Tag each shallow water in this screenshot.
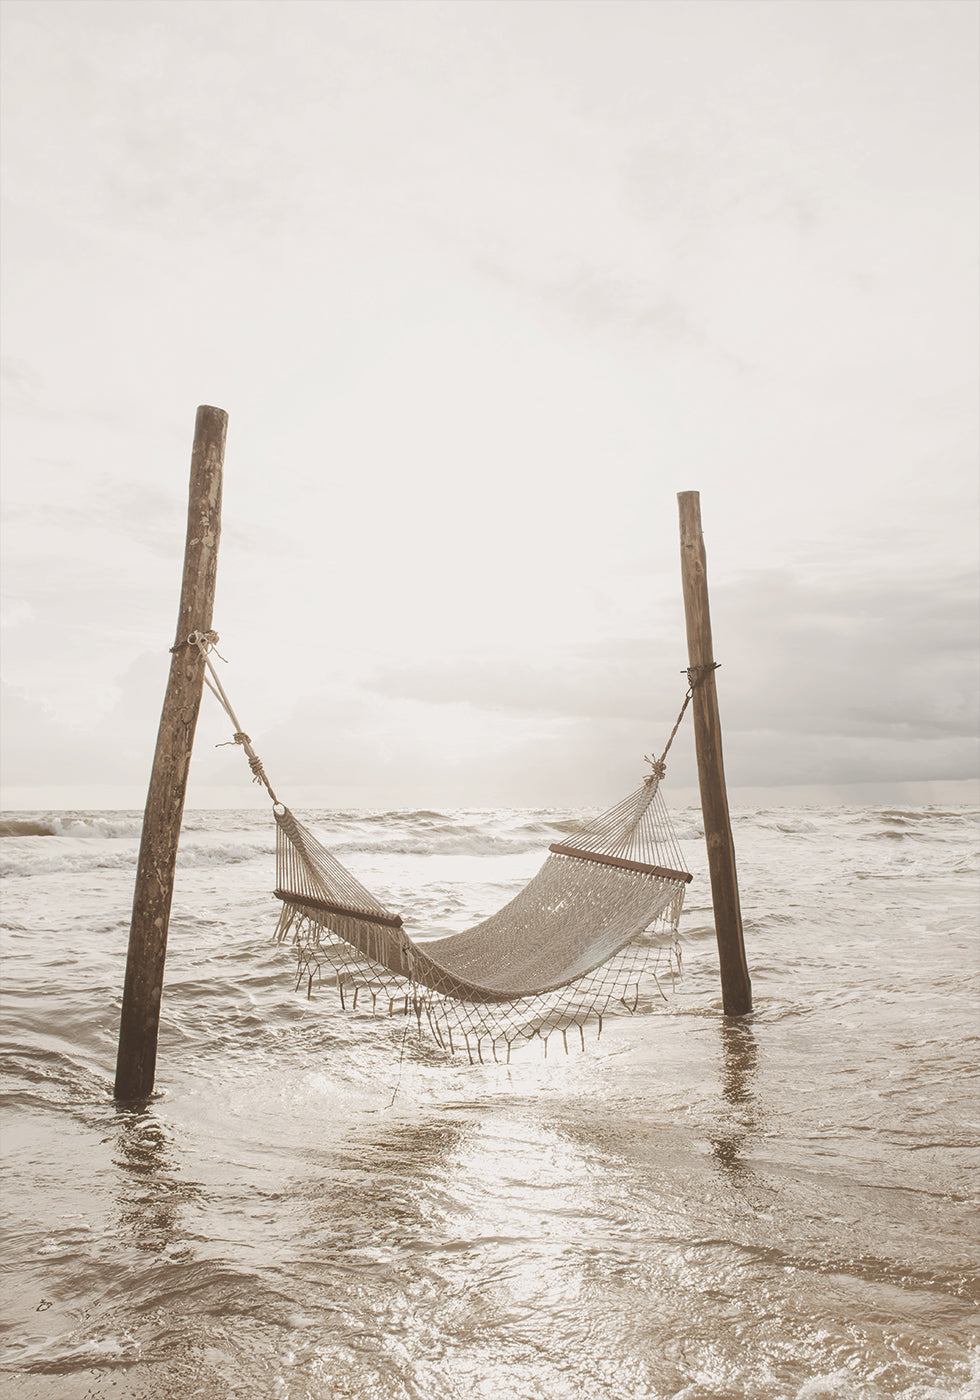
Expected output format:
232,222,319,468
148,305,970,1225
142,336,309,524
1,804,978,1398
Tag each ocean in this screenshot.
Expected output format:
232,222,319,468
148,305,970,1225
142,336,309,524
0,802,977,1399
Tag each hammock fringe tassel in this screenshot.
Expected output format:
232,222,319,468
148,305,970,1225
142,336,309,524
272,775,690,1060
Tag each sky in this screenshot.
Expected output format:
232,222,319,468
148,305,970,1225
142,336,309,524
1,0,977,812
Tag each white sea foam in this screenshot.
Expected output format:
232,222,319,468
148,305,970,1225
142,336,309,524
0,831,271,879
0,813,143,840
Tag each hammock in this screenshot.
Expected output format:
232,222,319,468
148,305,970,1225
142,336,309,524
271,775,690,1060
194,632,694,1060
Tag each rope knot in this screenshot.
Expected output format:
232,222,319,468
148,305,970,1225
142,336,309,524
247,753,268,784
685,661,720,689
177,629,227,661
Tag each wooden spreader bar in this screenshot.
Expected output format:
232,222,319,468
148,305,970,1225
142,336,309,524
548,843,693,884
274,889,404,929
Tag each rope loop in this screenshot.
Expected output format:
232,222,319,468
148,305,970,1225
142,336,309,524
175,628,228,661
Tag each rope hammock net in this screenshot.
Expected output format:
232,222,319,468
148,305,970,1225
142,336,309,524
192,632,696,1061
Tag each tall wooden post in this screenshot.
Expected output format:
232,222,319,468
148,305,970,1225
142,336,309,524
677,491,752,1016
114,406,227,1100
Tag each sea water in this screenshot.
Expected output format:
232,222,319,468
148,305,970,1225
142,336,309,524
0,804,977,1399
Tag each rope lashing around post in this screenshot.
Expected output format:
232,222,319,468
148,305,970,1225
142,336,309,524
644,662,720,780
184,630,281,807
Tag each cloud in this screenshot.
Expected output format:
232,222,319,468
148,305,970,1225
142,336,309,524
0,685,99,787
475,257,705,349
3,564,976,811
712,569,979,746
2,1,976,813
361,566,980,793
0,651,169,790
368,636,679,723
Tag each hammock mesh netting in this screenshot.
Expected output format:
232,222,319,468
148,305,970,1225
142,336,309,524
272,774,691,1061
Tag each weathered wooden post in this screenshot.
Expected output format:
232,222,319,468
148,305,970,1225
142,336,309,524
114,405,227,1100
677,491,752,1016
